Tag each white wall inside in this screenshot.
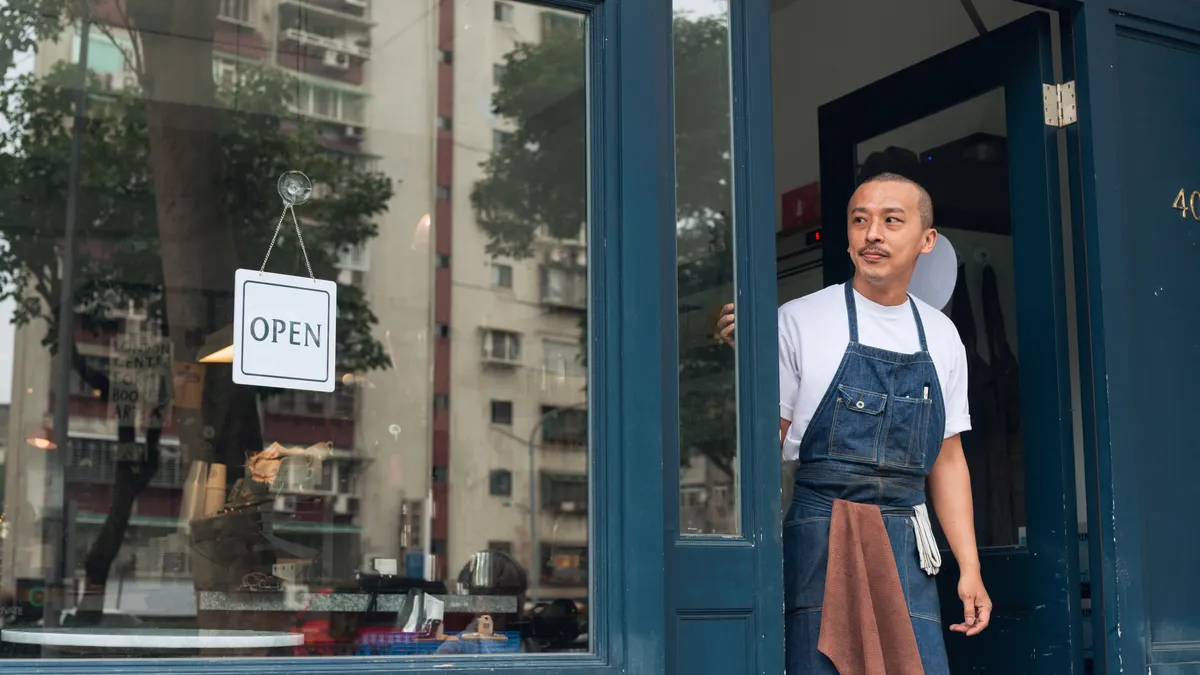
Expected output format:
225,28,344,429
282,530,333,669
768,0,1035,213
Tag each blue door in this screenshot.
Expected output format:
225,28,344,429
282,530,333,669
1066,1,1200,673
817,13,1083,674
663,0,784,673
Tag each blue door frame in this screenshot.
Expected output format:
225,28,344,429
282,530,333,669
1065,1,1200,673
12,0,675,672
817,12,1083,674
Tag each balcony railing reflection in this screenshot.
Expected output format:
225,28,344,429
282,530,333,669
280,0,373,25
279,28,370,59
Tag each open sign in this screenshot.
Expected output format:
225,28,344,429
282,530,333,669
233,269,337,392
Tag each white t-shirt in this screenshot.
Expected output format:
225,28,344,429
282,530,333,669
779,283,971,462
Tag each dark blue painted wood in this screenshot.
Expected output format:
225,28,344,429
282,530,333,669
674,613,753,674
11,0,673,672
816,13,1082,675
1069,2,1200,673
664,0,783,672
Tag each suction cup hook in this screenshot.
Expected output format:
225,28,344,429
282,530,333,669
261,171,317,279
278,170,312,206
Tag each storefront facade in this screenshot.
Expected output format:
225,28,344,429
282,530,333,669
0,0,1193,673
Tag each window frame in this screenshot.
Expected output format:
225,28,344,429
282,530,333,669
491,262,514,288
217,0,252,25
543,338,585,377
481,328,522,363
489,468,514,496
494,1,515,23
490,399,515,425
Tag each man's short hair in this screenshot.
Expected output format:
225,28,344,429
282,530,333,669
859,172,934,229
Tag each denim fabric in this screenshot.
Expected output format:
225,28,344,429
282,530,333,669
784,284,949,675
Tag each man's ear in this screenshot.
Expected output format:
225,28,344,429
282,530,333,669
921,228,938,255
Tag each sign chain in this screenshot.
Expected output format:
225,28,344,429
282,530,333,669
258,205,289,274
290,204,315,280
260,171,316,280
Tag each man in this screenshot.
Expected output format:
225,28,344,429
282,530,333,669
718,173,989,674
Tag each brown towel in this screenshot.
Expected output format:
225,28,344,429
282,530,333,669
818,499,924,675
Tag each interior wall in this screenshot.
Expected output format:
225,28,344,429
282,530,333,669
768,0,1034,207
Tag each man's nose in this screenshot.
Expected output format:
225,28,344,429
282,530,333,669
864,219,885,241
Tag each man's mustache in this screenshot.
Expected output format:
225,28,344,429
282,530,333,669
857,245,889,257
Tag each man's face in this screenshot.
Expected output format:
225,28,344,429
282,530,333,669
846,180,936,285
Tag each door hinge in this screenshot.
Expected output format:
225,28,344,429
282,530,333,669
1043,81,1077,128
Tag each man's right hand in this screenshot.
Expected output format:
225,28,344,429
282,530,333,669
717,303,735,346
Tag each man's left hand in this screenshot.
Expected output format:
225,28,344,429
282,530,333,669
950,572,992,636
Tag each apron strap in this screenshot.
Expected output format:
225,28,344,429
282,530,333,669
908,296,929,352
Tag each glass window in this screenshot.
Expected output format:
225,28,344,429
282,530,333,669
673,0,739,535
219,0,253,24
491,263,513,288
313,87,333,118
543,340,583,378
489,469,513,496
73,31,131,76
342,95,366,125
541,406,586,447
540,265,586,309
541,11,583,41
482,329,522,363
491,400,514,425
295,81,311,111
0,0,589,660
540,472,587,512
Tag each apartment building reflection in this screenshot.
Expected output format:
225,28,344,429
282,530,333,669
0,0,730,624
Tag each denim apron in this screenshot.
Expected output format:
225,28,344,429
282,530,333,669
784,283,949,674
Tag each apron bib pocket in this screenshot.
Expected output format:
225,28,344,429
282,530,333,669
828,384,886,464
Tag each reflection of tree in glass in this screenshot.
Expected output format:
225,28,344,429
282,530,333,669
0,1,392,613
471,14,736,478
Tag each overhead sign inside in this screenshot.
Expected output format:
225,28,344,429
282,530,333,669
233,269,337,392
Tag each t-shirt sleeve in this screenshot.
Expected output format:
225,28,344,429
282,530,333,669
779,308,800,421
942,334,972,438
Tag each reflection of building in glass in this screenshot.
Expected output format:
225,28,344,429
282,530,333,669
1,0,593,608
440,2,588,601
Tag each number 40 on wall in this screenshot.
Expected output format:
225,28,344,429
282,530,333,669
1172,188,1200,220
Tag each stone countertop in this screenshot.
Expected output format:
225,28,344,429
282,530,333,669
198,591,517,614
